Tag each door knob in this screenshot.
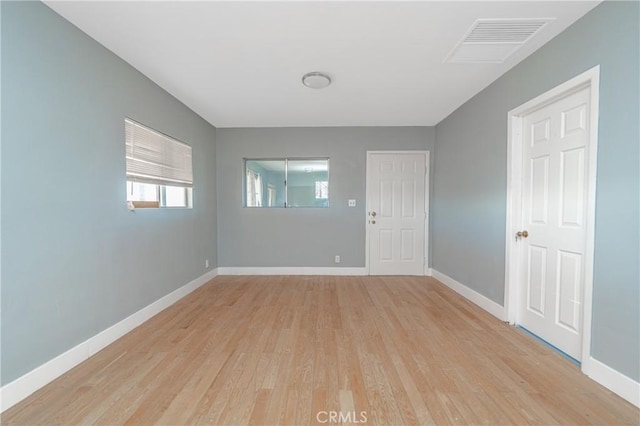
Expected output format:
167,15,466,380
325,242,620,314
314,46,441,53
516,230,529,239
371,220,376,224
371,211,377,217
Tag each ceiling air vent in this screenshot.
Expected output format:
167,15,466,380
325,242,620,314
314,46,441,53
444,18,554,64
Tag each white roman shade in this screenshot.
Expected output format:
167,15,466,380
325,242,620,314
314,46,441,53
125,119,193,187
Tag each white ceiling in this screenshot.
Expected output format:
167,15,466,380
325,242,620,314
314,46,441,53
45,1,599,128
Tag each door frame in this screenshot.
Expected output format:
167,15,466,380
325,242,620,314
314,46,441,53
365,150,430,276
504,66,600,373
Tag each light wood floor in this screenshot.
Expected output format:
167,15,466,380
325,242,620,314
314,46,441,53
3,276,638,425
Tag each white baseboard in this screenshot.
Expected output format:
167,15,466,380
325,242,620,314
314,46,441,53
217,267,367,276
587,357,640,408
428,272,639,408
431,269,505,320
6,266,635,413
0,268,219,413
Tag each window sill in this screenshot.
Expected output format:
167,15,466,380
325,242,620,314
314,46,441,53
130,201,160,209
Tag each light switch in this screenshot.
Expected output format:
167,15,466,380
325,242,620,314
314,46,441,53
348,199,356,207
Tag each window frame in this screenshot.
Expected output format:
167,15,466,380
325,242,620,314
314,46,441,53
126,181,193,209
125,118,194,209
243,157,330,208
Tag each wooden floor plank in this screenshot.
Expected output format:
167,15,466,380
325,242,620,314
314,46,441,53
3,276,638,425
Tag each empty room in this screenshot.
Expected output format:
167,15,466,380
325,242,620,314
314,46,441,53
1,0,639,424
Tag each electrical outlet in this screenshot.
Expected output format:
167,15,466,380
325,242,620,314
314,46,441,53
348,199,356,207
205,259,209,268
334,255,341,263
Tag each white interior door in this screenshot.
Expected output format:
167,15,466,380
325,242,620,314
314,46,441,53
367,152,427,275
518,86,591,360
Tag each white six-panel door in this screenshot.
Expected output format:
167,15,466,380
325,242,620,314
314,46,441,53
367,152,427,275
519,87,591,360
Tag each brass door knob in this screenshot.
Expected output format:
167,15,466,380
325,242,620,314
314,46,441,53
516,230,529,238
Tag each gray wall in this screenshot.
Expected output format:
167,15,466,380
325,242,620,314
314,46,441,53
217,127,434,268
1,2,217,385
432,1,639,380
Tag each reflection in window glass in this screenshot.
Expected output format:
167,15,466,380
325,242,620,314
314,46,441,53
245,160,286,207
267,184,277,207
287,160,329,207
244,158,329,208
246,169,263,206
315,181,329,199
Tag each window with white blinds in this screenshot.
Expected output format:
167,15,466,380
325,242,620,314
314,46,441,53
125,118,193,187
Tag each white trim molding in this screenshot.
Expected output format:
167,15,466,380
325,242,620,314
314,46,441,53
431,268,639,409
217,267,367,276
504,65,600,375
587,357,640,408
431,269,506,320
0,268,219,412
